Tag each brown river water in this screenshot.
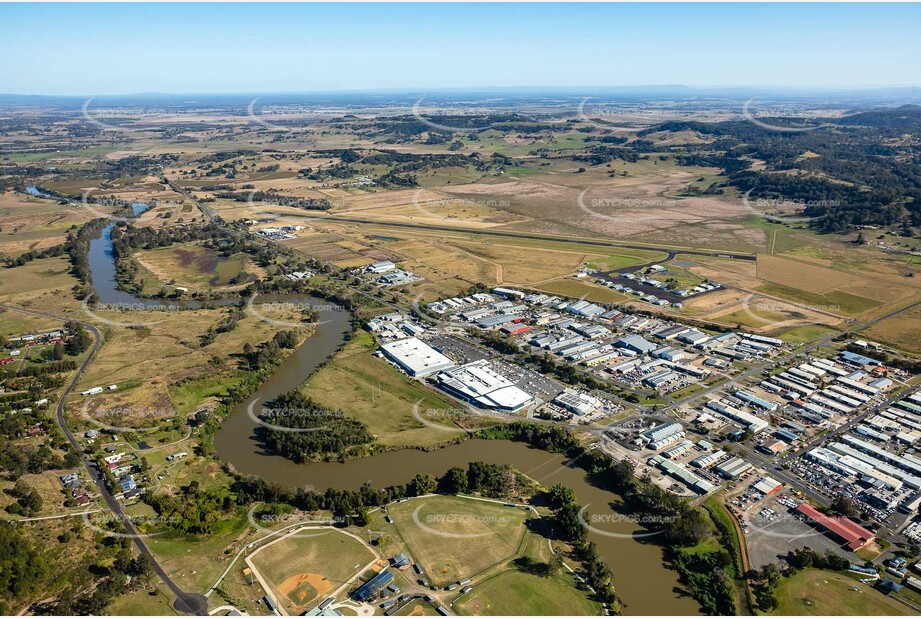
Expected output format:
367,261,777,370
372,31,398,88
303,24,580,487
213,313,700,615
87,205,700,613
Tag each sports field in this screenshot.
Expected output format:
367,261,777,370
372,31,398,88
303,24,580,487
249,528,376,613
772,569,913,616
387,496,530,586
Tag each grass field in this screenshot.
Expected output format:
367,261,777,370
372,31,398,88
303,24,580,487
772,569,913,616
778,324,840,345
105,585,179,616
146,513,253,595
250,528,375,613
455,569,602,616
756,282,882,317
583,251,666,271
536,278,635,304
70,306,309,432
299,330,467,448
864,303,921,353
394,599,440,616
133,243,257,292
386,495,529,587
0,255,78,297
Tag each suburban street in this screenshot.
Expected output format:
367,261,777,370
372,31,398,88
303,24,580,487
0,303,208,616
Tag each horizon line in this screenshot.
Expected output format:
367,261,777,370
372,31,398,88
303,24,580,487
4,84,921,99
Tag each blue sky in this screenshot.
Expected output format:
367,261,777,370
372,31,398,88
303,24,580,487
2,3,919,95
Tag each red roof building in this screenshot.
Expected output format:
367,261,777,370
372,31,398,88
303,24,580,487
796,503,875,551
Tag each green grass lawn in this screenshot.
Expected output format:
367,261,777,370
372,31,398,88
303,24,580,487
537,278,635,305
146,512,252,595
386,495,529,587
168,372,248,416
772,569,913,616
455,568,602,616
583,251,667,272
757,282,882,317
105,585,180,616
778,324,839,345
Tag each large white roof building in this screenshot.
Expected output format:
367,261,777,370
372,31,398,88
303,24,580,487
435,360,533,412
380,337,456,377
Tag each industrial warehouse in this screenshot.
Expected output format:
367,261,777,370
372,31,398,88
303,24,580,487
433,360,534,412
379,337,456,377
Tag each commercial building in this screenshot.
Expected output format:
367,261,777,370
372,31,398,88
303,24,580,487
649,455,717,495
380,338,456,377
758,439,788,456
435,360,533,412
492,287,526,299
752,477,783,496
615,334,657,355
795,503,876,551
715,457,753,479
706,400,769,433
642,422,685,450
368,260,396,274
690,450,727,468
662,440,695,459
552,389,603,416
735,390,779,412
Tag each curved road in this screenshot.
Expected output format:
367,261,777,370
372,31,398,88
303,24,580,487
0,303,208,615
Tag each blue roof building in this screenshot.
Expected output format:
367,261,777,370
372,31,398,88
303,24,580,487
351,569,393,602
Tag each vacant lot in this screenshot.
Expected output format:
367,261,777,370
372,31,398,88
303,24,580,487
864,303,921,354
536,278,635,305
387,496,529,587
70,307,310,431
0,255,79,300
757,254,863,295
772,569,912,616
250,528,375,614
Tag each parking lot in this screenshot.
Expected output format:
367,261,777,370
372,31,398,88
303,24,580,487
731,491,850,569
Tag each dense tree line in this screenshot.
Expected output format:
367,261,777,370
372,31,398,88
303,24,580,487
213,190,332,211
255,390,374,463
545,484,619,610
0,522,48,612
638,107,921,232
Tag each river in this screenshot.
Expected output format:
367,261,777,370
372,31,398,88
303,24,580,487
85,211,700,615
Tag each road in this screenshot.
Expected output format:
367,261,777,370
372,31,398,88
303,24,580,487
0,303,208,615
165,176,921,553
